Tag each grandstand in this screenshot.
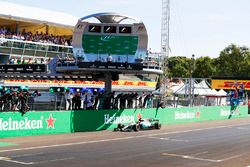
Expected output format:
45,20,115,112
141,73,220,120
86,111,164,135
0,2,162,93
0,1,77,64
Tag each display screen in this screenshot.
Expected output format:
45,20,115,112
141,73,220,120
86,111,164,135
119,27,132,34
82,35,138,55
104,26,116,33
88,25,101,33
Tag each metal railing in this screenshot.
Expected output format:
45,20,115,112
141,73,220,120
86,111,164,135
0,38,74,58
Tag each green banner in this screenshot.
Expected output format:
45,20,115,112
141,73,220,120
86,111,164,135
0,106,249,138
0,111,71,138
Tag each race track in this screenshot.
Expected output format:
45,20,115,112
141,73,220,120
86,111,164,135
1,118,250,167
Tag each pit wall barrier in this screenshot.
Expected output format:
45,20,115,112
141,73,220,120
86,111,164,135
0,105,249,138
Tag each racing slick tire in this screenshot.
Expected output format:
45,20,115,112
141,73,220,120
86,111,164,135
154,122,161,129
132,124,140,131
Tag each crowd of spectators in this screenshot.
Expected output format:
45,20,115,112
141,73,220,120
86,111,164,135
0,87,156,113
0,27,72,46
0,87,40,114
63,90,155,111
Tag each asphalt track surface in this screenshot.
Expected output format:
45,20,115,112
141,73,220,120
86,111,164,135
1,118,250,167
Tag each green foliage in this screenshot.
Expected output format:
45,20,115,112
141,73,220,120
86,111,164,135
167,56,190,78
166,44,250,78
214,44,250,77
193,56,214,78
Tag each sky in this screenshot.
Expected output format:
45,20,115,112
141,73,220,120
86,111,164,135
2,0,250,58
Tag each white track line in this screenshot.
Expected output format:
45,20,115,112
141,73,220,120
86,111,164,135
0,122,250,153
162,153,242,163
148,136,189,142
0,156,74,165
162,153,219,162
0,157,34,165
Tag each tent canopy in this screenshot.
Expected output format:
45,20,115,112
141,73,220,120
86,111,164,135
173,80,223,96
0,1,78,36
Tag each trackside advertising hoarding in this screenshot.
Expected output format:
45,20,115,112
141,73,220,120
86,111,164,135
0,112,71,138
211,79,250,90
0,106,249,138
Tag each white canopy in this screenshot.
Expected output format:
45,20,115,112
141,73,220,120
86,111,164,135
217,89,227,96
173,80,219,96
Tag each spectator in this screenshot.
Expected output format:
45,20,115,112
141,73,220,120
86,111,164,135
65,91,73,110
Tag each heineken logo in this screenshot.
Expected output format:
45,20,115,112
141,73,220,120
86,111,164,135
175,111,200,120
0,114,56,131
220,109,239,116
104,114,134,124
46,114,56,129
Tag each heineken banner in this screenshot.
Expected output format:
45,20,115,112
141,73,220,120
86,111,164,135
0,106,249,138
0,112,71,138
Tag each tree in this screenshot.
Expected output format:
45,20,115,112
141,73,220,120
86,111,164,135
214,44,250,77
167,56,190,78
192,56,214,78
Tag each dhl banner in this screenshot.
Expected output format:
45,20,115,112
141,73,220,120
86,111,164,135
4,79,156,88
211,79,250,90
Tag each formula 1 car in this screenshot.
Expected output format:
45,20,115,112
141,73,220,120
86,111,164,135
113,123,140,132
113,118,161,132
139,118,161,130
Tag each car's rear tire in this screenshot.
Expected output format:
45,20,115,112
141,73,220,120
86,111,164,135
133,124,139,131
154,123,161,129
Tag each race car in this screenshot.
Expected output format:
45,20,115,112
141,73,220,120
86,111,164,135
113,118,161,132
139,118,161,130
113,122,140,132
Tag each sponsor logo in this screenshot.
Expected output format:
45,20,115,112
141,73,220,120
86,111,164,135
212,80,250,90
104,114,135,124
0,114,56,131
175,111,200,120
220,109,239,116
46,114,56,129
100,36,112,42
0,117,43,131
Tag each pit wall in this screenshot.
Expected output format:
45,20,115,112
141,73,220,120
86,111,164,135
0,106,249,138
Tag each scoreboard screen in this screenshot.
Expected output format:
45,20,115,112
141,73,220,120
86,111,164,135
104,26,116,33
82,35,138,55
88,25,101,33
119,27,132,34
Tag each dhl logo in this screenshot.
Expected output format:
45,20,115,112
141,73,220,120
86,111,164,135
212,80,250,90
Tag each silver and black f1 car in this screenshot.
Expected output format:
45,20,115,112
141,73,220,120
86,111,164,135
114,118,161,132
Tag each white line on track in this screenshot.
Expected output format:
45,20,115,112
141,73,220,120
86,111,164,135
0,156,74,165
0,122,250,153
162,153,219,162
218,154,242,162
148,136,189,142
0,157,34,165
161,153,242,163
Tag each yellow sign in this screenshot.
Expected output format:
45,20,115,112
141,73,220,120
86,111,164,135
211,79,250,90
4,79,156,87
